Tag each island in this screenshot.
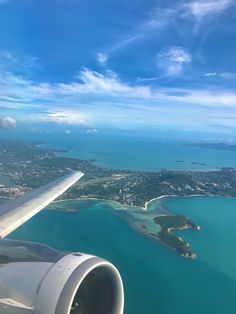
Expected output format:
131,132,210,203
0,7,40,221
186,142,236,152
1,138,236,259
154,215,200,259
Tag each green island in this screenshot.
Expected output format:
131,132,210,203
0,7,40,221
1,138,236,259
154,215,200,259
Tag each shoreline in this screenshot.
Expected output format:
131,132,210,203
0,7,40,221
144,194,206,211
0,193,230,260
54,193,236,212
53,197,143,211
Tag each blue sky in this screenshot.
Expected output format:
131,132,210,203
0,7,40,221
0,0,236,136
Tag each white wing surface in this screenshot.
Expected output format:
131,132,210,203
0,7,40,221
0,171,83,239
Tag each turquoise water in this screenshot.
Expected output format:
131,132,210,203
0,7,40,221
163,197,236,282
2,130,236,313
2,130,236,171
8,198,236,314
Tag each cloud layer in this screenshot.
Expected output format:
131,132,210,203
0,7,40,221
0,0,236,133
1,66,236,132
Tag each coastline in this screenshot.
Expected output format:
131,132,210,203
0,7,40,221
54,193,235,214
53,196,200,259
54,193,206,212
144,194,206,211
53,197,143,212
0,193,232,260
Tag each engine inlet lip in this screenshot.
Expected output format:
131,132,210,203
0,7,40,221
55,256,124,314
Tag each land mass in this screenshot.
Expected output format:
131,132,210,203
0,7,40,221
1,138,236,258
186,142,236,152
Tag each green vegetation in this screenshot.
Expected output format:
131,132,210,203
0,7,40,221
154,215,197,230
154,215,198,257
158,230,190,256
187,143,236,152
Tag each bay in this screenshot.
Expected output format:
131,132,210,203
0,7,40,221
8,198,236,314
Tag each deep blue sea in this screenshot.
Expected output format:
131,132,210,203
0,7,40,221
2,129,236,314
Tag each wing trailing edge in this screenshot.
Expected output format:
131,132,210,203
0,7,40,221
0,171,84,238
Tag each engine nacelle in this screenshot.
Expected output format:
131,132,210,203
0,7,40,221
0,240,124,314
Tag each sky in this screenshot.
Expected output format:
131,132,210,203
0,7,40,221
0,0,236,137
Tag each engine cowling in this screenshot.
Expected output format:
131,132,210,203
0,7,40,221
0,240,124,314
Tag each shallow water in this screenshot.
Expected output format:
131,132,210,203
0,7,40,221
8,198,236,314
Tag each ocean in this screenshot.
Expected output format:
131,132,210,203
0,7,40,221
9,198,236,314
2,128,236,171
2,129,236,314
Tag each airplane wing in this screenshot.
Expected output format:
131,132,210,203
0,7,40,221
0,171,84,239
0,170,124,314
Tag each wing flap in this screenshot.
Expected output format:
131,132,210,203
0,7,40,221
0,171,83,238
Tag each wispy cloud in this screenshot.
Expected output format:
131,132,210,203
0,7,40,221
164,88,236,107
2,68,236,109
100,0,235,60
59,68,151,98
103,8,176,59
183,0,234,22
220,72,236,80
157,47,192,76
204,72,236,80
0,50,40,75
2,67,236,105
204,72,217,77
96,52,108,67
86,128,98,134
2,66,236,132
137,77,158,83
0,68,151,111
37,111,87,125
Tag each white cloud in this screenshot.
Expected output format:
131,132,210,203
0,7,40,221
86,128,98,134
96,53,108,66
203,72,236,80
204,72,217,77
108,8,176,55
2,66,236,133
97,0,234,59
0,117,16,129
64,129,71,134
0,51,40,74
165,89,236,107
183,0,234,22
2,68,236,110
58,68,151,98
220,72,236,80
38,111,87,125
157,47,192,76
137,77,158,83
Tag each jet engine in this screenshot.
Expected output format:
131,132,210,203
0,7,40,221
0,239,124,314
